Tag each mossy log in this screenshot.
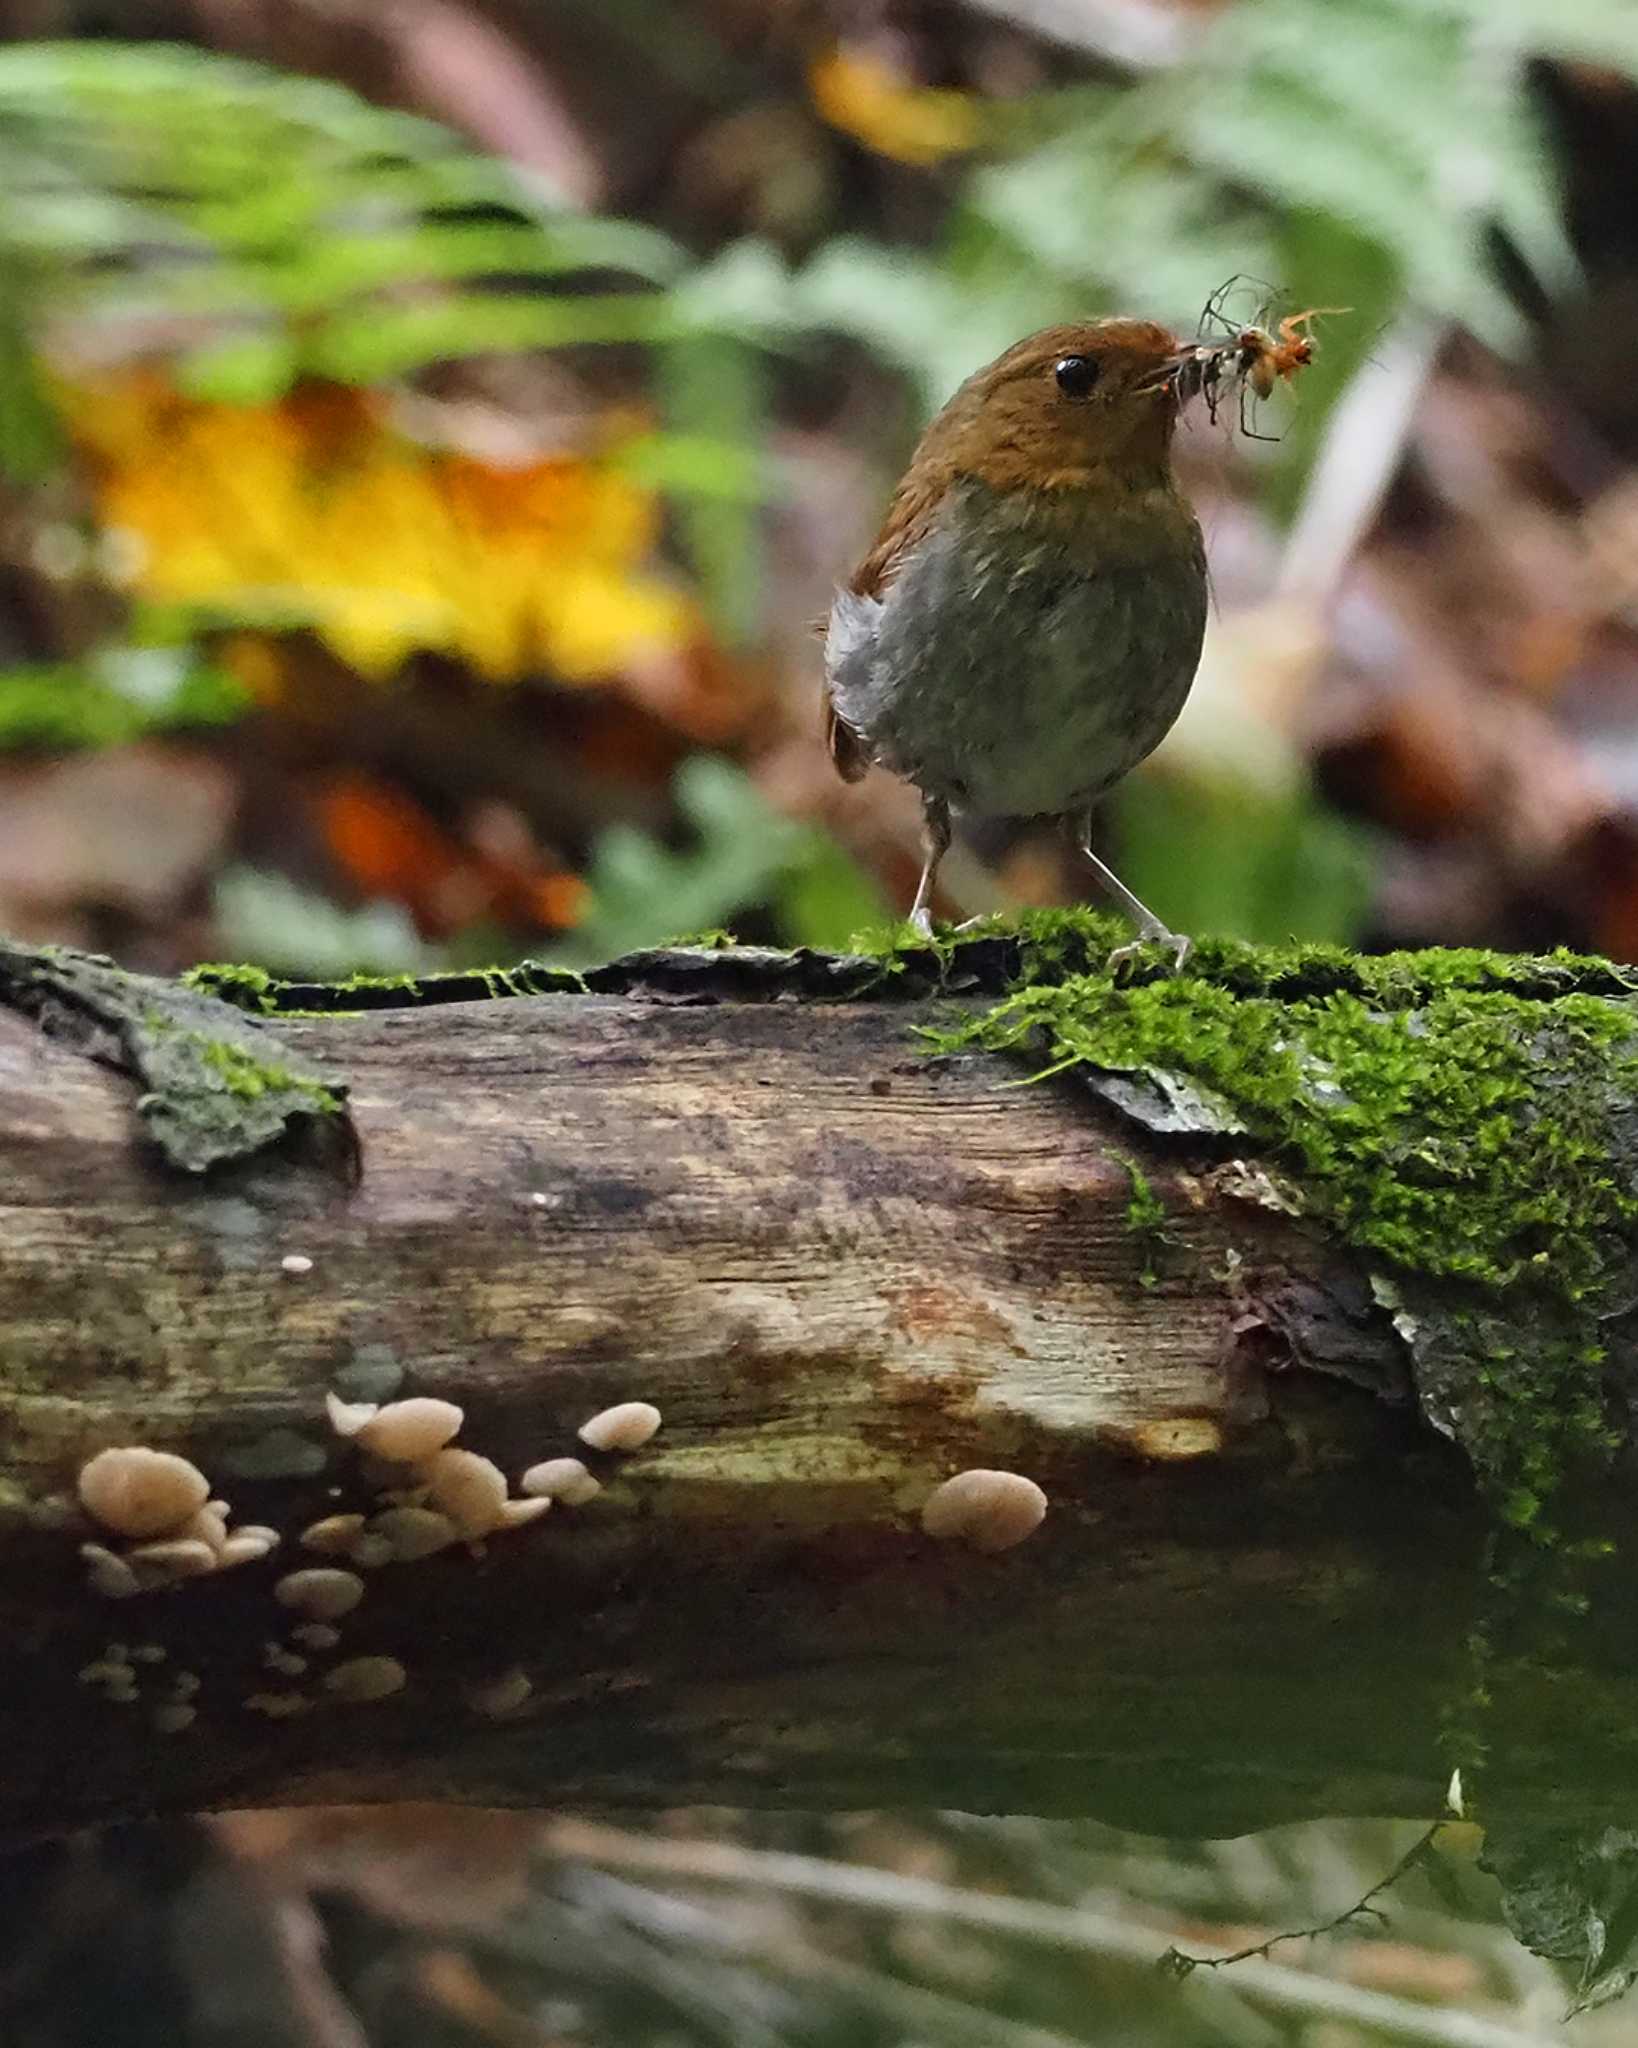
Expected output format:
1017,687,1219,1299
4,927,1638,1844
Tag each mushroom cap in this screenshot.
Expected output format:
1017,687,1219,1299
300,1513,366,1556
325,1392,378,1438
465,1669,532,1718
274,1567,366,1619
78,1447,210,1539
127,1537,220,1581
324,1655,406,1701
369,1506,458,1561
180,1505,229,1553
423,1448,508,1536
80,1542,141,1599
245,1691,311,1718
357,1397,464,1463
219,1528,280,1568
577,1401,662,1453
519,1456,602,1506
920,1469,1047,1553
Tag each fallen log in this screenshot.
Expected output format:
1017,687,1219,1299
2,921,1636,1844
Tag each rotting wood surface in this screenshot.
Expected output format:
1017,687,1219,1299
1,938,1634,1842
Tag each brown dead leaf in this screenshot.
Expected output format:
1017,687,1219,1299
0,745,236,928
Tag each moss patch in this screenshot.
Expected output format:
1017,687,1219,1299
182,961,278,1012
1117,1155,1170,1290
190,1032,342,1113
922,910,1638,1534
0,943,349,1171
186,957,583,1015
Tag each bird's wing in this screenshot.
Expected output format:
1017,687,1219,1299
821,586,884,783
824,684,872,783
820,466,948,786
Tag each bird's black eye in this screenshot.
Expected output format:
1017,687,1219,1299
1054,354,1101,399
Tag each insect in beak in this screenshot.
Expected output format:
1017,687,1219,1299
1137,348,1210,399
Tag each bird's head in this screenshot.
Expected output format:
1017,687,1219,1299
919,319,1195,496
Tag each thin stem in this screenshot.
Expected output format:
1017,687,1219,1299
1158,1822,1441,1974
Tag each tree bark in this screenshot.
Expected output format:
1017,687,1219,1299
0,936,1632,1843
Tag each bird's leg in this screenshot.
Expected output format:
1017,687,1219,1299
1077,813,1191,973
908,795,952,937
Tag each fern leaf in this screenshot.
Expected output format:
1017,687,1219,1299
0,40,685,395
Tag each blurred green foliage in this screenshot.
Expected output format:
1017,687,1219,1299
209,758,882,982
0,40,687,401
5,10,1633,554
684,0,1638,418
211,866,432,979
553,755,883,965
0,646,248,749
0,265,64,484
1115,772,1373,946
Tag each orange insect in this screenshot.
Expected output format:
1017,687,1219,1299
1233,307,1341,399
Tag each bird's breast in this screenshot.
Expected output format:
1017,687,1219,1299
825,479,1207,818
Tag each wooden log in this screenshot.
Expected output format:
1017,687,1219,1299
0,933,1633,1841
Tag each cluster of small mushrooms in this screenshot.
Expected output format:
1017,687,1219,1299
78,1448,278,1597
73,1375,1047,1740
74,1389,665,1728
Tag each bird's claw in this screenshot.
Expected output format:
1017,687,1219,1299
1108,926,1192,978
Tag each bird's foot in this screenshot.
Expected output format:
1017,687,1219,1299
908,906,937,940
1108,923,1192,978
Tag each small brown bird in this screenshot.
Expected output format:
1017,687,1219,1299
824,318,1209,966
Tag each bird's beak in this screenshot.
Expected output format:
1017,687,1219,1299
1137,346,1207,399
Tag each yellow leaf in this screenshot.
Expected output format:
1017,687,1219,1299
809,45,980,167
57,372,697,688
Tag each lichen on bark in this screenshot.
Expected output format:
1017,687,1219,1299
0,941,350,1172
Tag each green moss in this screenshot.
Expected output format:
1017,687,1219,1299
850,915,976,968
1,941,351,1170
0,654,249,753
192,1033,342,1114
183,961,278,1012
923,911,1638,1533
850,903,1638,1007
476,966,534,1000
1118,1155,1170,1290
943,974,1637,1294
187,957,586,1015
333,970,421,995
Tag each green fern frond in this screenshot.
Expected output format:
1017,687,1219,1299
970,0,1602,351
0,40,686,397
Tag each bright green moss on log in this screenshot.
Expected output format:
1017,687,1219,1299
185,957,582,1014
1116,1154,1170,1290
935,950,1637,1295
920,911,1638,1534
